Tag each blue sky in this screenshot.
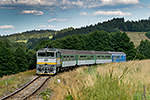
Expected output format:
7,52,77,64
0,0,150,35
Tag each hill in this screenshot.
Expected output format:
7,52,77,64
1,60,150,99
1,17,150,49
51,17,150,40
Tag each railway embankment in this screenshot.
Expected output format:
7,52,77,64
48,60,150,100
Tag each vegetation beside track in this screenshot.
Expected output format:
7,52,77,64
0,69,36,97
47,60,150,100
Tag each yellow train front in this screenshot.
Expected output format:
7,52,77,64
36,47,61,75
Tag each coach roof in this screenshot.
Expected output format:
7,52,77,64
58,49,111,55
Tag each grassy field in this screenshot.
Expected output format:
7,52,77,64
1,60,150,100
47,60,150,100
125,31,149,47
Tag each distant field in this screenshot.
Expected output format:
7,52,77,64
125,32,149,47
16,40,27,43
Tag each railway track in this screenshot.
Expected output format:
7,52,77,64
0,76,51,100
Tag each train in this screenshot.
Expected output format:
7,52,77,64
36,46,126,75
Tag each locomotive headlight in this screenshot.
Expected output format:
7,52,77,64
38,67,42,71
39,65,44,67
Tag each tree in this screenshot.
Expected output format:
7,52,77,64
135,53,145,60
138,40,150,59
14,47,28,72
0,42,17,77
26,49,36,70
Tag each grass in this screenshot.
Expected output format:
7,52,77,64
125,31,149,47
0,69,36,97
1,60,150,99
16,40,28,43
47,60,150,100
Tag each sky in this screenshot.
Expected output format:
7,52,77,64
0,0,150,35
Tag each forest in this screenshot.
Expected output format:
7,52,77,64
0,39,36,77
35,31,136,61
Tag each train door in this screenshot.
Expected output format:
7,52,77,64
56,51,61,65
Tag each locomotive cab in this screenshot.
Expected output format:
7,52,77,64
36,47,61,75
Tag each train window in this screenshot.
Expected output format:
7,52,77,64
96,55,103,59
105,55,111,59
63,56,66,61
56,52,61,58
70,56,75,60
67,56,69,60
116,56,120,59
84,56,87,58
47,52,54,57
38,52,45,57
80,56,84,60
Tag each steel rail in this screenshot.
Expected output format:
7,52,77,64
21,76,50,100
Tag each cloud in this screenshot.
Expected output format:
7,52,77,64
19,10,44,15
146,13,150,16
0,7,14,9
101,0,140,6
0,0,140,11
92,10,132,16
48,18,68,22
80,12,89,17
39,25,54,28
0,25,15,29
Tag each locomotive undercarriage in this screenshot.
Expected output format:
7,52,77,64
37,64,57,75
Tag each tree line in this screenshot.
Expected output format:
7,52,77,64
52,17,150,40
35,31,136,61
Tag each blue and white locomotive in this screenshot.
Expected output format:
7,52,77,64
36,46,126,75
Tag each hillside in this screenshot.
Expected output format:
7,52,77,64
1,60,150,99
124,32,149,47
1,17,150,49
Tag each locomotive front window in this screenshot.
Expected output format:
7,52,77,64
38,52,46,57
47,52,54,57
